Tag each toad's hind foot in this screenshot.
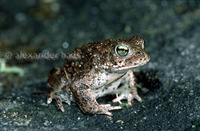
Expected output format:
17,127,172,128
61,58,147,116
47,91,65,112
47,91,53,104
55,96,65,112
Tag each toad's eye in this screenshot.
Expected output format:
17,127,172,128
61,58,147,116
115,44,130,58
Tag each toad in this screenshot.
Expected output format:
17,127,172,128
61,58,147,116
47,36,150,116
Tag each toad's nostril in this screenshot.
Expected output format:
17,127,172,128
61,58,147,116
136,51,142,56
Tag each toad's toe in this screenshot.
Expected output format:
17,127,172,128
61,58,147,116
112,94,125,104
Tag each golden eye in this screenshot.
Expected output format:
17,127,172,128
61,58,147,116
115,44,130,58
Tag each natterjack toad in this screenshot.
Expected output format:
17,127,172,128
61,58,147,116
47,36,150,116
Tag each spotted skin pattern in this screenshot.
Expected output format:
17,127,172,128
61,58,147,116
47,36,150,116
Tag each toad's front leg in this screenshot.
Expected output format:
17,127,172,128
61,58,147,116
71,83,122,116
112,70,142,105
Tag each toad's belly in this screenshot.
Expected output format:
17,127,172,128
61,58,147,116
81,69,125,88
88,71,130,99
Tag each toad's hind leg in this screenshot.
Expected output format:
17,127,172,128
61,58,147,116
72,83,122,116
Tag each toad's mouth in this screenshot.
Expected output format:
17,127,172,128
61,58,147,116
111,64,142,72
111,59,150,72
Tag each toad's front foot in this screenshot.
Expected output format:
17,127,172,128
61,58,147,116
112,90,142,105
112,70,143,105
98,104,122,116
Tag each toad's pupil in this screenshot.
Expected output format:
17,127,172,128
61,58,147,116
118,49,128,55
116,45,129,57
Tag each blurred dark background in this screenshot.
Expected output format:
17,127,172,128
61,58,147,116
0,0,199,76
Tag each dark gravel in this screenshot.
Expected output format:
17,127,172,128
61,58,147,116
0,0,200,130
